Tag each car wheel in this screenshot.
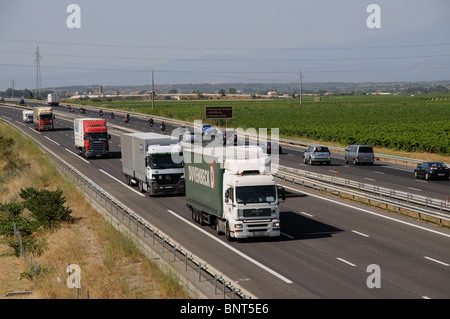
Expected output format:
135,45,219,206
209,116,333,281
353,159,357,165
344,157,348,164
414,171,418,179
425,172,430,180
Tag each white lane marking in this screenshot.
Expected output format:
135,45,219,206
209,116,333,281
424,256,449,267
352,230,369,238
337,258,356,267
45,136,60,146
365,178,376,182
299,211,314,218
15,120,26,127
281,184,450,239
408,187,422,192
166,209,294,284
99,169,145,197
29,126,40,134
65,148,90,164
281,232,294,239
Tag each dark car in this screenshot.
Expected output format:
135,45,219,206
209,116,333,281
414,162,449,180
260,141,282,154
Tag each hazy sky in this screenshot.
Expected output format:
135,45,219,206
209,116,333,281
1,0,449,88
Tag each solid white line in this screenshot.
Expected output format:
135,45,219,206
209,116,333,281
352,230,369,238
336,258,356,267
424,256,449,267
65,148,90,164
29,126,40,134
281,232,294,239
299,211,314,218
281,184,450,239
15,120,26,127
99,169,145,197
166,209,294,284
45,136,60,146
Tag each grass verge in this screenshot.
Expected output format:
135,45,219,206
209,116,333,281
0,120,191,299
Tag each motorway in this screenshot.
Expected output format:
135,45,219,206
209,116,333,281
1,101,450,299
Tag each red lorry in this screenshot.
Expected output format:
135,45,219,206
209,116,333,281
74,118,110,159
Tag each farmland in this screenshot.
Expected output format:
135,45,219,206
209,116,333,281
72,93,450,155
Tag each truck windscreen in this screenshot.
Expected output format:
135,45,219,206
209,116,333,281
40,114,53,120
236,185,276,204
87,132,108,141
149,154,184,169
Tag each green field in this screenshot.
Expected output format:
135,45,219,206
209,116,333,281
71,94,450,155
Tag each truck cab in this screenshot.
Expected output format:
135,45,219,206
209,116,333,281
33,107,54,131
220,157,283,240
74,118,110,159
145,144,185,195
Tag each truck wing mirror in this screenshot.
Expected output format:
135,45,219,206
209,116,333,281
277,186,286,202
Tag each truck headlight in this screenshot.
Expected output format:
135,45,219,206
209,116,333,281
273,222,280,228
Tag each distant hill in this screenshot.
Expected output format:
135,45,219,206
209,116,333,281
23,80,449,98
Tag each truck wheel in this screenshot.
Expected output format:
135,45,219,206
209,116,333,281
215,219,223,235
225,222,233,242
138,180,144,192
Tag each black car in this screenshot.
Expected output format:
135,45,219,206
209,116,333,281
414,162,449,180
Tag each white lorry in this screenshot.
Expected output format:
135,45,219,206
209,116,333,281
184,145,285,241
22,110,34,123
121,132,185,196
47,93,59,106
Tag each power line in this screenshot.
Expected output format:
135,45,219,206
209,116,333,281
1,37,450,52
2,49,450,63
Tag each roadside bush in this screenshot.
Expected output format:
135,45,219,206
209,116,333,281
19,187,73,230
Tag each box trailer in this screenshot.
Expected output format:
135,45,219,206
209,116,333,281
47,93,59,106
121,132,185,196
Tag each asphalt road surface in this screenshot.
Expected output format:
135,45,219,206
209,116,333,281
1,102,449,299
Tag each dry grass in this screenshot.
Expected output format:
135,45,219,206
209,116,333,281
0,120,190,299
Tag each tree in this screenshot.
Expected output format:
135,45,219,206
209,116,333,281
19,187,73,229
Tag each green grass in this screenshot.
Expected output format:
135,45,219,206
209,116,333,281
71,93,450,155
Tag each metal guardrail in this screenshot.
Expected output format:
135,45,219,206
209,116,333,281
0,116,254,300
273,164,450,225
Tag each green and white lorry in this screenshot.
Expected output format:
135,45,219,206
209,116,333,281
184,145,285,241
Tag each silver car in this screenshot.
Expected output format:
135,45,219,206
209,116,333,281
344,145,374,165
182,130,199,143
303,145,331,165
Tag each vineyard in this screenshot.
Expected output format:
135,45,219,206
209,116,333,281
75,93,450,155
